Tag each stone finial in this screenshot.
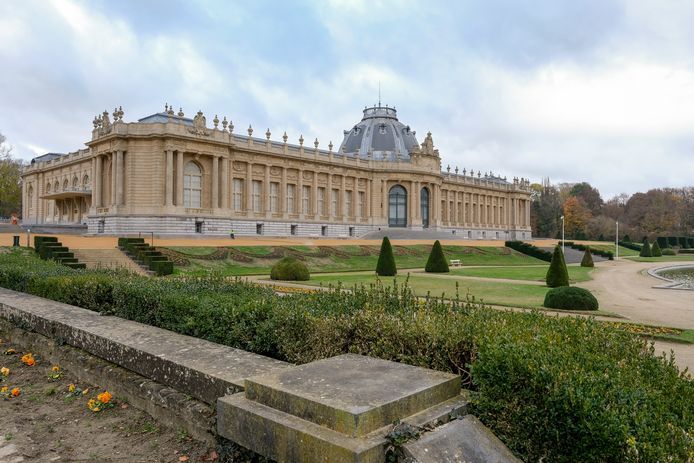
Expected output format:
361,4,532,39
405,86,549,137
282,131,288,143
447,165,450,172
455,166,459,174
167,105,175,116
93,115,99,129
299,134,304,146
178,107,184,117
228,120,234,133
117,106,124,121
266,128,271,140
328,141,333,152
165,103,169,112
213,115,219,129
222,116,228,131
314,138,319,149
462,168,466,176
478,171,481,178
248,125,253,137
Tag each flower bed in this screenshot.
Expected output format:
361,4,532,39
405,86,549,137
0,248,692,462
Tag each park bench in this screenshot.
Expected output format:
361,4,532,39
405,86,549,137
450,259,461,266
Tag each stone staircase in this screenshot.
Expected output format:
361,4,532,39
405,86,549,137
71,248,149,276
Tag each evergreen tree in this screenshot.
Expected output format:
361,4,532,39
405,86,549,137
375,236,397,276
425,240,449,273
639,237,652,257
623,234,631,243
580,247,594,267
651,239,662,257
598,233,605,242
546,245,570,287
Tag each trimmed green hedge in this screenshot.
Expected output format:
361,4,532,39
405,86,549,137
118,237,174,275
651,240,662,257
546,245,569,287
543,286,599,310
0,249,692,462
270,257,310,281
639,238,652,257
564,241,614,260
376,237,397,276
504,241,552,262
425,240,449,273
618,241,642,252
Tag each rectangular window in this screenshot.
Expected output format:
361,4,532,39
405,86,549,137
317,187,325,215
331,189,339,216
302,185,310,214
349,226,355,237
256,223,263,235
286,184,295,213
358,192,365,218
291,224,298,235
270,182,279,212
252,180,261,213
321,225,328,236
232,179,244,212
345,190,353,217
195,221,203,234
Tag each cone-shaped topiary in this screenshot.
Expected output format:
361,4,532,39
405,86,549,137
580,247,594,267
270,257,310,281
425,240,449,273
546,245,570,287
623,234,631,243
651,239,662,257
376,236,397,276
639,237,652,257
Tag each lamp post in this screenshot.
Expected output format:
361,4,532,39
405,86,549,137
615,221,619,261
560,215,565,254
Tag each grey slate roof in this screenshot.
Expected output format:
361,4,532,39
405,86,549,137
338,106,419,160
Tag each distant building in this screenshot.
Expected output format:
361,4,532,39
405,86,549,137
20,104,532,238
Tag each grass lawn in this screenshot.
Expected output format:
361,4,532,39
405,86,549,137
305,273,552,308
450,265,593,283
169,245,546,276
627,255,694,262
587,244,641,257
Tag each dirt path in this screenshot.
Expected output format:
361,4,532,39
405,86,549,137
577,259,694,330
0,339,214,462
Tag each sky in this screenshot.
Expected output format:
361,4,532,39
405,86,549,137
1,0,694,199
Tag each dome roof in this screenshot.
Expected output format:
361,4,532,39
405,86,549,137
338,105,419,160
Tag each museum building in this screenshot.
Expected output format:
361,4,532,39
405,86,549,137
20,104,533,238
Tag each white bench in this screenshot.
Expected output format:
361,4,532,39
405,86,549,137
450,259,461,267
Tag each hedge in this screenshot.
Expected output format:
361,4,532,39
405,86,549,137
425,240,449,273
504,241,552,262
618,241,642,252
118,237,174,275
564,241,614,260
639,238,652,258
270,257,310,281
33,235,85,269
0,249,692,462
651,240,662,257
543,286,599,310
375,237,397,276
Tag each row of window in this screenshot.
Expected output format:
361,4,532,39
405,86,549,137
41,175,90,194
228,179,366,217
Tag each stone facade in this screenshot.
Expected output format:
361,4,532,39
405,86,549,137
21,105,533,238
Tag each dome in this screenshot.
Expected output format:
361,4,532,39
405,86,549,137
338,105,419,160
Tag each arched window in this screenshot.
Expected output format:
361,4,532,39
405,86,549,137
420,187,430,228
72,176,79,189
388,185,407,227
183,162,202,208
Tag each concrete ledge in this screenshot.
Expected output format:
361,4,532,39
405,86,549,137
0,318,215,444
0,287,290,404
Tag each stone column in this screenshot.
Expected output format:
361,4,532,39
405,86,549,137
366,178,372,220
264,165,271,214
221,158,229,210
381,180,386,219
212,155,219,209
114,151,124,206
94,155,102,208
110,153,116,206
176,151,184,206
280,167,287,214
327,174,333,216
313,171,319,216
340,175,346,218
165,150,173,206
245,162,253,212
297,169,304,215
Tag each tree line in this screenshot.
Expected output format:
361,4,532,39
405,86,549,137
530,179,694,240
0,132,22,219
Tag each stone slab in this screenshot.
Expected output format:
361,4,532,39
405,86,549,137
244,354,460,437
0,288,290,404
218,393,386,463
402,416,522,463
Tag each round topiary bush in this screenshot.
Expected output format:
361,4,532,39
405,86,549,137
544,286,599,310
376,236,397,276
580,247,594,267
270,257,310,281
425,240,449,273
661,248,677,256
546,245,569,287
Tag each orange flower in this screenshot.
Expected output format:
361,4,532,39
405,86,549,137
51,365,60,372
97,391,112,404
0,367,9,376
10,387,20,397
68,383,76,392
21,353,35,366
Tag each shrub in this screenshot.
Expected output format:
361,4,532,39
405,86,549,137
618,241,641,252
375,237,397,276
425,240,449,273
668,236,679,248
661,248,677,256
622,234,631,242
270,257,310,281
651,240,662,257
580,247,594,267
543,286,599,310
678,236,688,248
597,233,605,241
504,241,552,262
546,245,569,287
639,238,652,257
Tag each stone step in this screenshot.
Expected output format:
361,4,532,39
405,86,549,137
71,248,149,275
218,391,469,463
244,354,461,437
